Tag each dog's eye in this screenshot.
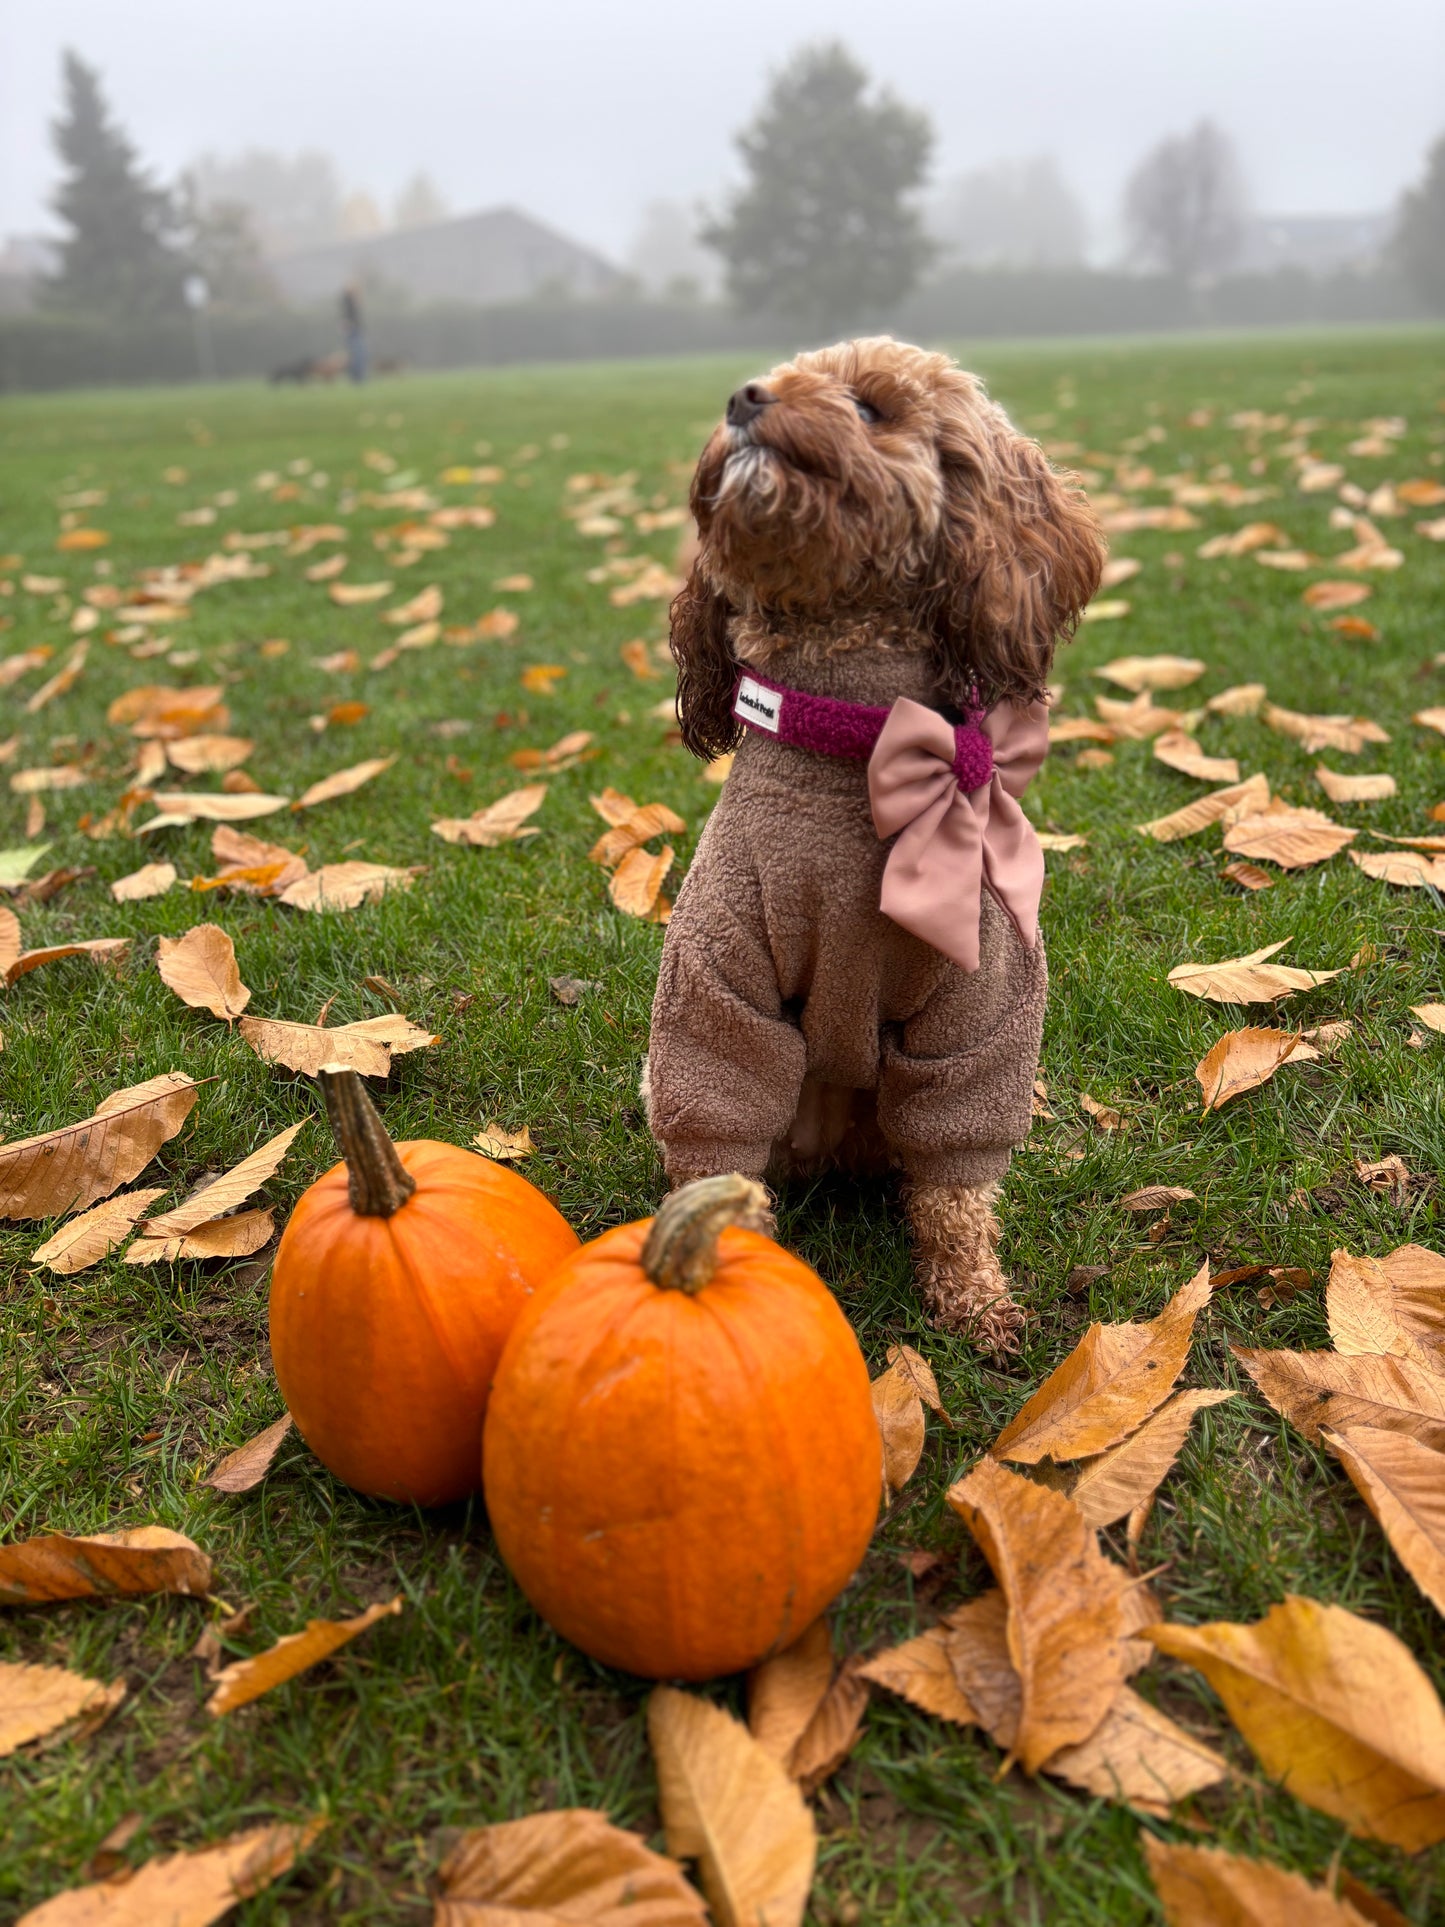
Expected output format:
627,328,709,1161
853,397,881,424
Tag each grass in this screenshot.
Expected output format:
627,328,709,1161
0,327,1443,1922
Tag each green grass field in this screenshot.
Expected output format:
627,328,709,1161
1,328,1444,1923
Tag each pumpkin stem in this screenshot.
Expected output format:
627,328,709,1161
642,1174,772,1293
319,1068,417,1218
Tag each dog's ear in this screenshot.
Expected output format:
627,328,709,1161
931,387,1105,708
670,559,740,761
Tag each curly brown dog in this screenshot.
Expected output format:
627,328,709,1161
645,337,1103,1351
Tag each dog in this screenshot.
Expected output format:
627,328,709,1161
645,337,1103,1351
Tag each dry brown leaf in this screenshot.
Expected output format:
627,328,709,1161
508,730,595,774
1415,707,1445,737
747,1618,834,1765
1324,1426,1445,1618
1412,1005,1445,1035
857,1624,979,1726
330,579,392,605
1223,801,1356,869
1094,655,1205,692
992,1262,1213,1464
292,756,396,812
1327,1250,1435,1363
648,1686,816,1927
144,1122,303,1239
1196,1028,1318,1112
207,1596,400,1715
1142,1836,1374,1927
1152,732,1239,783
0,1525,210,1605
1262,704,1390,755
1068,1390,1235,1528
610,845,673,919
127,1208,275,1265
207,827,308,893
1206,683,1268,716
1363,1245,1445,1350
1119,1185,1197,1211
110,862,176,902
871,1362,927,1500
156,924,250,1021
1235,1342,1445,1448
1350,848,1445,889
238,1013,434,1078
943,1587,1021,1742
0,1073,197,1221
434,1809,707,1926
946,1458,1128,1772
146,791,289,824
1315,766,1397,804
165,736,255,775
1045,1684,1229,1814
278,862,414,913
1137,773,1269,842
1304,579,1376,610
385,583,442,625
5,937,130,986
1168,940,1344,1005
1094,691,1185,739
885,1342,950,1421
1049,717,1117,745
432,785,546,848
207,1415,294,1494
25,642,89,714
1222,859,1275,890
0,905,18,975
1080,1092,1125,1130
1148,1595,1445,1848
17,1818,324,1927
9,766,89,795
0,1662,124,1757
29,1186,167,1276
787,1657,869,1794
471,1123,534,1161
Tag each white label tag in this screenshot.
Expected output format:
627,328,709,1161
734,676,782,734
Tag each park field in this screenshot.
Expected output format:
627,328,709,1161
1,328,1444,1922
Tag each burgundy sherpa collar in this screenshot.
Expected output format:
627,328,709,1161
732,670,994,792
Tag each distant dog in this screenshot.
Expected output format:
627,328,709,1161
268,353,347,386
645,337,1103,1351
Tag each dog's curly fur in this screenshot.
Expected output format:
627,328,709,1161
654,337,1103,1350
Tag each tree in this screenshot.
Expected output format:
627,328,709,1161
626,199,720,300
703,42,934,327
394,173,449,230
1393,133,1445,313
189,149,346,256
45,50,187,318
1123,120,1247,282
932,158,1086,269
176,178,279,310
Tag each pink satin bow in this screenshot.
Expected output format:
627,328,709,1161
867,697,1050,972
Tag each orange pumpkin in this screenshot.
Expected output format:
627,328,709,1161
483,1174,881,1679
270,1069,578,1506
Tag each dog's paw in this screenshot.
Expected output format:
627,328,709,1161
921,1266,1025,1356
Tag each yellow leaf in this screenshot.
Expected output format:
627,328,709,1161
432,785,546,848
1137,772,1269,842
156,924,251,1021
291,756,396,812
1196,1028,1318,1111
110,862,177,902
206,1414,294,1494
434,1809,707,1924
1262,704,1390,755
0,1525,210,1605
1152,731,1239,783
29,1187,167,1276
0,1662,123,1759
165,736,255,775
1045,1685,1229,1815
146,791,290,824
329,579,392,604
5,937,130,987
521,664,566,694
207,1597,401,1715
1303,579,1376,609
56,527,109,551
621,638,659,679
384,583,442,625
1094,655,1204,692
871,1362,926,1500
992,1262,1213,1464
1142,1836,1375,1927
1235,1342,1445,1448
1067,1389,1235,1528
277,862,414,913
0,1073,197,1222
1324,1426,1445,1619
472,1122,534,1161
145,1122,304,1239
17,1818,325,1926
1326,1250,1437,1363
610,845,673,919
238,1013,434,1078
1148,1595,1445,1848
785,1656,869,1794
8,766,90,795
1167,940,1344,1005
647,1686,816,1927
1205,683,1267,715
1314,766,1396,804
127,1208,275,1265
857,1625,979,1727
1094,691,1185,739
1350,848,1445,889
1222,801,1356,869
747,1617,834,1764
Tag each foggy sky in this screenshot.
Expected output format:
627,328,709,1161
3,0,1443,258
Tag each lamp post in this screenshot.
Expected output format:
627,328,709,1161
184,272,214,381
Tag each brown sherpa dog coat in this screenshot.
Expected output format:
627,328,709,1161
647,338,1104,1350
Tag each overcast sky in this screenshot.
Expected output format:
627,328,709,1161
3,0,1442,258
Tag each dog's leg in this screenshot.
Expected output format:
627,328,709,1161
905,1179,1024,1356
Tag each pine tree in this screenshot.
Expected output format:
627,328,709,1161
703,43,934,329
1393,134,1445,314
45,51,187,318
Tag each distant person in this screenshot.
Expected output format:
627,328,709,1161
341,283,367,383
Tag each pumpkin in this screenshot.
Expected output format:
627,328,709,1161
270,1068,579,1506
482,1173,881,1679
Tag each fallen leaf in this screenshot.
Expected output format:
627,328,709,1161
0,1073,198,1221
1148,1595,1445,1848
1349,848,1445,889
858,1623,979,1726
507,731,597,774
992,1262,1213,1463
1315,766,1397,804
9,766,90,795
238,1013,434,1078
207,1596,401,1715
1067,1390,1235,1528
1080,598,1131,623
432,785,546,847
1196,1028,1318,1111
1167,940,1344,1004
1223,802,1356,869
145,792,290,826
26,643,89,713
620,638,659,680
1415,707,1445,737
434,1809,707,1926
207,1415,295,1494
277,862,414,913
1304,580,1375,610
1235,1344,1445,1449
1361,1244,1445,1350
384,583,442,625
144,1121,304,1241
0,845,51,890
29,1187,167,1276
1045,1685,1229,1815
291,756,396,812
1355,1154,1411,1199
1119,1185,1197,1211
1142,1836,1375,1927
885,1342,950,1421
648,1686,815,1927
871,1363,926,1500
1412,1005,1445,1035
329,579,392,605
1222,859,1275,890
0,1662,124,1758
1327,1249,1432,1361
4,936,130,987
1095,691,1185,739
1138,773,1269,842
110,862,176,902
521,664,566,694
1080,1093,1125,1130
17,1818,324,1927
1095,656,1205,692
1262,705,1389,756
946,1458,1128,1772
127,1208,275,1265
747,1617,834,1765
1037,831,1086,852
1153,732,1239,783
1323,1426,1445,1619
1049,717,1117,745
471,1123,534,1161
165,736,255,775
0,1525,211,1605
786,1657,869,1794
156,924,251,1021
207,828,308,895
1206,683,1267,716
610,845,673,919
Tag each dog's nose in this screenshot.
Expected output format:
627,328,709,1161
726,381,775,428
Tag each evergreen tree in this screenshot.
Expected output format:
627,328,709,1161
703,43,934,328
1393,134,1445,314
45,51,187,318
